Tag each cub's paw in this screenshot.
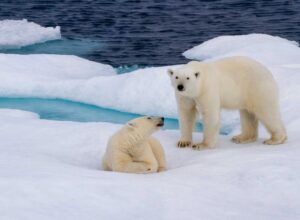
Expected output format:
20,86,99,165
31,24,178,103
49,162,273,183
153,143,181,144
145,167,158,174
192,142,210,150
158,167,166,172
231,134,257,144
177,140,191,148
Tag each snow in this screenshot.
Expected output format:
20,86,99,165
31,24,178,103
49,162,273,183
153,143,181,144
0,19,61,49
183,34,300,66
0,109,299,220
0,108,39,120
0,33,300,219
0,54,116,83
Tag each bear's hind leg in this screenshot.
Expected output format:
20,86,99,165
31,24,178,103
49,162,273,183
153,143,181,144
232,110,258,144
112,152,158,174
114,160,156,174
256,108,287,145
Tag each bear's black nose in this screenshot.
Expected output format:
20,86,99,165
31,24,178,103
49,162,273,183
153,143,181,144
177,84,184,91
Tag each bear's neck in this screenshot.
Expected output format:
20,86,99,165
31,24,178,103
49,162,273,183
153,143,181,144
120,128,149,147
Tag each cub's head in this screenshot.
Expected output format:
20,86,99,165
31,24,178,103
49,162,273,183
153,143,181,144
167,61,202,97
126,116,164,136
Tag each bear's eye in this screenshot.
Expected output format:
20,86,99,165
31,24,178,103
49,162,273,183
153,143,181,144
186,77,189,80
175,76,178,79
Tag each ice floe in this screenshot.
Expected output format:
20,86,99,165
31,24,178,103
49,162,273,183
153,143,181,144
0,19,61,49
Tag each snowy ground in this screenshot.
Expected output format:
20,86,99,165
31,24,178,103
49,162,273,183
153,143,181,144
0,25,300,219
0,109,299,220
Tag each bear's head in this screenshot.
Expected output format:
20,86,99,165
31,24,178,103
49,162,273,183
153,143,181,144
126,116,164,137
167,61,202,98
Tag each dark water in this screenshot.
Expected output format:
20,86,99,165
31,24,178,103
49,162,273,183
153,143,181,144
0,0,299,67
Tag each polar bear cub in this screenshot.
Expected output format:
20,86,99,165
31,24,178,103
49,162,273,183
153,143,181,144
102,116,167,173
168,56,287,150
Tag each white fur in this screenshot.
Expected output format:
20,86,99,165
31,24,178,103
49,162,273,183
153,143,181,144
168,56,287,149
102,117,166,173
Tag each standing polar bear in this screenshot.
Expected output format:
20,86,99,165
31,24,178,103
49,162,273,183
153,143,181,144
102,116,166,173
168,56,287,150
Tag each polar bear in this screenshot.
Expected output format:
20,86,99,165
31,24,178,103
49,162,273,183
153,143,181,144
102,116,167,173
168,56,287,150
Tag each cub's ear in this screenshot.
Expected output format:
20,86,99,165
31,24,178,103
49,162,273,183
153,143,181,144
126,122,136,130
167,69,173,76
194,72,200,78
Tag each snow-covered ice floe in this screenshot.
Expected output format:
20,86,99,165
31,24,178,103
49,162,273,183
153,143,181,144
0,19,61,49
183,33,300,66
0,33,300,219
0,53,179,118
0,54,116,81
0,108,299,220
0,33,300,128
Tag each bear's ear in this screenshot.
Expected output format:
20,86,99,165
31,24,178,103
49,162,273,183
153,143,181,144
167,69,173,76
194,72,200,78
126,122,136,130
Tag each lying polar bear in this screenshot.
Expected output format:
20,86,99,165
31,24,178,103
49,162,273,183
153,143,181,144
168,56,287,150
102,116,166,173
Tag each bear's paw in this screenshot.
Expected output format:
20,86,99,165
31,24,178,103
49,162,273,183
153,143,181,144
192,142,211,150
177,140,191,148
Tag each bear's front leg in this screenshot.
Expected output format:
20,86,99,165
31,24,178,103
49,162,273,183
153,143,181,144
192,106,220,150
176,96,197,148
148,138,167,172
